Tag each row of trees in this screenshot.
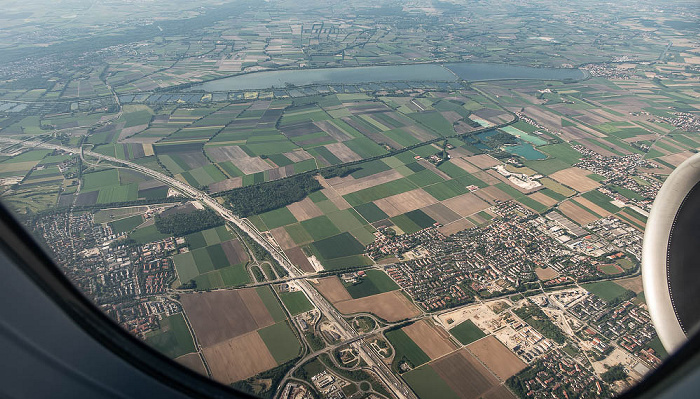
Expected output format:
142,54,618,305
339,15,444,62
319,165,360,179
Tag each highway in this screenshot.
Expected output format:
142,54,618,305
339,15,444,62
2,137,417,399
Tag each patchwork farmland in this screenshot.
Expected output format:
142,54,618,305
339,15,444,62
181,287,300,384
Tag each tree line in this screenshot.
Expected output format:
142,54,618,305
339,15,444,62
223,174,322,217
154,209,223,236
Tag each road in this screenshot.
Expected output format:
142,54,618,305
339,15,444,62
2,137,417,399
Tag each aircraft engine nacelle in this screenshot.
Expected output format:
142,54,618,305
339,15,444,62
643,152,700,354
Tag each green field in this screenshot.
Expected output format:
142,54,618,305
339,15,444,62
343,178,415,206
449,320,486,345
109,214,143,234
144,313,195,358
82,169,119,191
258,321,302,364
582,281,630,302
285,223,314,244
599,264,623,275
311,232,366,260
537,143,581,165
206,244,230,269
279,290,314,315
402,364,459,399
301,215,341,240
319,254,373,270
344,270,400,299
354,202,389,223
523,158,571,175
257,286,287,322
404,209,436,229
581,190,621,213
94,206,148,223
192,247,215,274
185,231,208,249
260,207,298,230
390,214,423,234
423,179,469,201
219,264,251,287
327,209,365,232
386,328,430,369
540,177,576,197
192,271,224,290
173,252,199,283
129,224,170,244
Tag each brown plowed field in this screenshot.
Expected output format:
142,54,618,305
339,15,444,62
449,147,475,158
659,151,694,167
287,197,324,221
615,275,644,293
314,120,353,141
422,203,462,225
474,186,514,204
209,177,242,193
284,149,314,163
231,156,274,175
203,332,277,384
574,197,612,217
313,276,353,303
439,219,475,236
239,288,275,328
534,266,559,281
175,353,207,376
550,167,600,192
206,146,249,163
315,277,420,321
403,320,456,359
335,291,420,322
467,336,526,380
286,246,315,273
405,125,438,142
221,239,249,265
330,170,404,196
450,157,480,173
482,385,517,399
432,349,499,399
578,139,619,157
328,194,352,210
335,291,421,322
527,192,558,207
270,227,297,250
443,193,490,217
558,200,599,226
374,188,437,217
325,142,362,163
181,289,271,347
464,154,500,169
473,170,503,185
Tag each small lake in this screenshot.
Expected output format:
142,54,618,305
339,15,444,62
500,126,548,146
504,143,547,160
188,62,587,92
